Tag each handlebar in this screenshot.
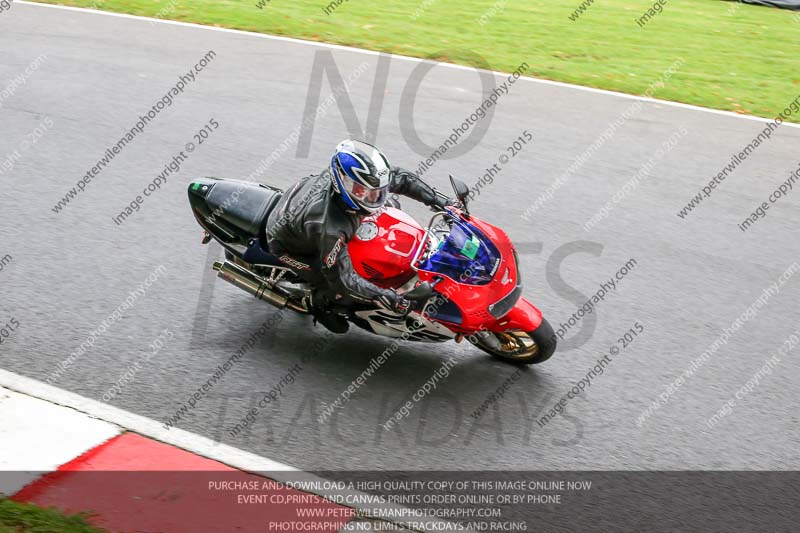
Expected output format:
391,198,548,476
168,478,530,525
410,208,467,272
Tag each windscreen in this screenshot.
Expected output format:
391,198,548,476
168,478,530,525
418,214,501,285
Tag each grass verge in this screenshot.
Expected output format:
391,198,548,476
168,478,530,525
0,498,104,532
30,0,800,122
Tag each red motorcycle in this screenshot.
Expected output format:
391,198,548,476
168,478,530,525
188,176,556,364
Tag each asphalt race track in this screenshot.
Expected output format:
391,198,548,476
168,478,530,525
2,2,799,474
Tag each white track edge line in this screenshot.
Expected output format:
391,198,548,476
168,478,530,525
0,368,466,533
15,0,800,130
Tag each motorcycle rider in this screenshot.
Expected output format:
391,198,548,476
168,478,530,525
265,139,453,334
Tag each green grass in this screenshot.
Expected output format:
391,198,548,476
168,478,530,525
0,498,105,532
33,0,800,121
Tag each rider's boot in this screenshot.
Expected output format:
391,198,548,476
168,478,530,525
312,308,349,334
310,290,349,334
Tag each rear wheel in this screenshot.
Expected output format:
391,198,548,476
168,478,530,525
469,318,557,365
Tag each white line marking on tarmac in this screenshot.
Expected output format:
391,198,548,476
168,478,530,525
15,0,800,130
0,386,120,496
0,369,465,533
0,386,120,471
0,369,299,471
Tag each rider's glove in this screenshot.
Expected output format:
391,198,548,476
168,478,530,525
431,194,457,211
375,292,411,315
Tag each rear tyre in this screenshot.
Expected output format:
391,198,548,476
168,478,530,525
470,318,557,365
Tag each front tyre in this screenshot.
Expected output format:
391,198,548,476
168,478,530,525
470,318,557,365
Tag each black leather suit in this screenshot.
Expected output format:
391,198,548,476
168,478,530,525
265,167,446,306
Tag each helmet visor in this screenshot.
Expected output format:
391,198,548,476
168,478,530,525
345,179,388,209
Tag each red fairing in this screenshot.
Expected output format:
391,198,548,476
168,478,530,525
488,297,543,333
348,207,425,289
412,211,525,332
348,205,545,335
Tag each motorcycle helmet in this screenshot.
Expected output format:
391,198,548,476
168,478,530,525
330,139,391,213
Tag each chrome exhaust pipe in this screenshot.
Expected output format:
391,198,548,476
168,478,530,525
213,260,289,309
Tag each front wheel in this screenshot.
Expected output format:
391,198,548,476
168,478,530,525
469,318,557,365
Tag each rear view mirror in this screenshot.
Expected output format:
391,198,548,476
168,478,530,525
449,175,470,214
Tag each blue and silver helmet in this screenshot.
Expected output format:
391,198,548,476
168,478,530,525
330,140,391,213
